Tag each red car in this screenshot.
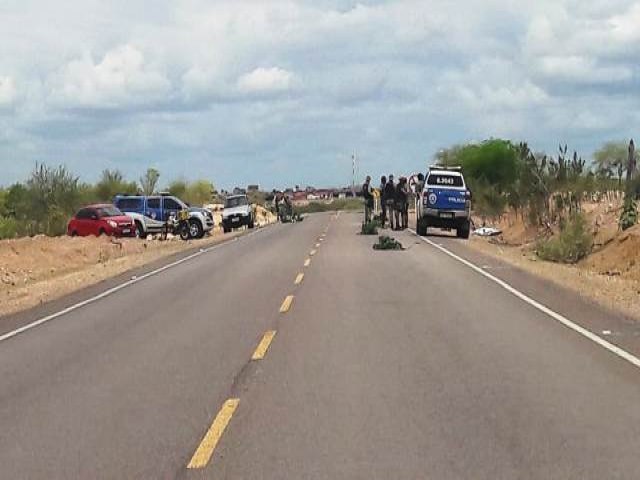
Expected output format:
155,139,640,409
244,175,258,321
67,204,136,237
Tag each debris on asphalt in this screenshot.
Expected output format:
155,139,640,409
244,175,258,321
361,221,379,235
373,235,403,250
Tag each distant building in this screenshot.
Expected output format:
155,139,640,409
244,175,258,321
233,187,247,195
247,184,260,192
292,191,309,206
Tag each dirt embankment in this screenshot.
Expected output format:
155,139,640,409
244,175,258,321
0,206,277,319
468,199,640,320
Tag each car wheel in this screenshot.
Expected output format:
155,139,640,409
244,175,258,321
248,216,255,229
135,221,147,239
179,223,191,241
189,219,204,239
98,228,106,236
70,230,78,237
223,224,231,233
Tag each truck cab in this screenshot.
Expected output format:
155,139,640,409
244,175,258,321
222,195,255,233
416,167,472,239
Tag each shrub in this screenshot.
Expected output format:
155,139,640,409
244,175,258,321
0,216,18,239
619,197,638,231
536,214,592,263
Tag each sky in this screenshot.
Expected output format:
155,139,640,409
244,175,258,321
0,0,639,190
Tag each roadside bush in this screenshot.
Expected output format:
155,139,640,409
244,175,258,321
0,216,18,239
619,197,638,231
536,214,592,263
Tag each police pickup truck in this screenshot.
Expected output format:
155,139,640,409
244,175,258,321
416,166,472,239
113,194,214,239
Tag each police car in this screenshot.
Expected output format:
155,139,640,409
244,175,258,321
416,166,472,239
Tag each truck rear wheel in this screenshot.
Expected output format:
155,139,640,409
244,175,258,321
416,217,428,236
457,220,470,239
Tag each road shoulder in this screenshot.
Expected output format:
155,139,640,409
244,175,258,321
410,230,640,365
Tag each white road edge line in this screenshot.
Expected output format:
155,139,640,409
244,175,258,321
409,229,640,370
0,229,265,344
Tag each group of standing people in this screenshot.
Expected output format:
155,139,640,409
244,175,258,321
363,174,422,231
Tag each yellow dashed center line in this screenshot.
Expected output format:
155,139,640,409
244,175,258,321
315,243,321,248
187,398,240,469
310,249,317,256
252,330,277,360
304,258,311,267
280,295,295,313
294,273,304,285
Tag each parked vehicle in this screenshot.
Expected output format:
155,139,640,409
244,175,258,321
113,194,214,239
67,204,136,237
166,209,192,241
416,166,472,239
222,195,255,233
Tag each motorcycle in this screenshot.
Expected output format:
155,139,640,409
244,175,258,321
164,210,191,241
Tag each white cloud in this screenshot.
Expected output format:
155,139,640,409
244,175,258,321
237,67,295,95
535,55,633,84
47,45,171,109
0,76,17,109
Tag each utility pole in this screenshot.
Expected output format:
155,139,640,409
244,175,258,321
351,151,356,197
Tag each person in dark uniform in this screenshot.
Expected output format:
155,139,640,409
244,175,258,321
384,174,396,230
396,177,409,230
414,172,425,216
362,176,373,223
379,176,388,228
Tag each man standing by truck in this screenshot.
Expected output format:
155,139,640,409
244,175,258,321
379,176,388,228
362,176,373,224
384,174,396,230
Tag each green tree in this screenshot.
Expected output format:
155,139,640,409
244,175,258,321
140,168,160,195
185,180,214,205
434,145,464,167
26,163,81,235
594,141,636,188
168,179,214,205
0,188,7,217
167,178,188,199
457,139,518,193
95,169,137,201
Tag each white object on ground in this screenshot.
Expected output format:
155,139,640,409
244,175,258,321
473,227,502,237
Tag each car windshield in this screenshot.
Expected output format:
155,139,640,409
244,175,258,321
96,206,123,217
225,197,248,208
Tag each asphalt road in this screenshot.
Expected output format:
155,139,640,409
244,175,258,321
2,212,640,479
